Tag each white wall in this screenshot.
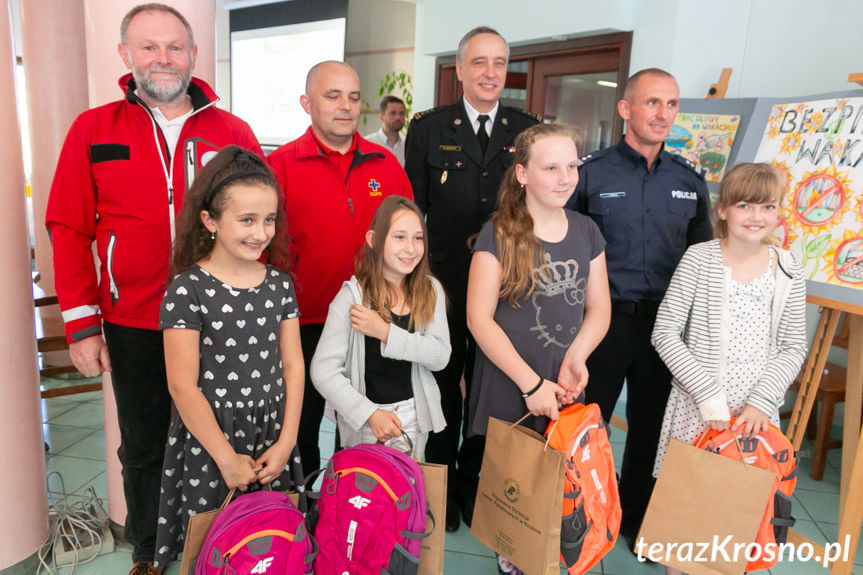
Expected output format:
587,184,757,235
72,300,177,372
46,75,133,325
215,0,415,135
347,0,415,135
412,0,863,112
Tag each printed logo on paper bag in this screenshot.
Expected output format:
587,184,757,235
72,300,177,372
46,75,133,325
503,478,520,503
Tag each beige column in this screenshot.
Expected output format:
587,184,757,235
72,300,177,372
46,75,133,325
20,0,88,367
20,0,88,297
0,0,49,569
77,0,217,532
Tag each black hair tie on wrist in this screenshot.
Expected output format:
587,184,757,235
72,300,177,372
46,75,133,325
522,375,544,398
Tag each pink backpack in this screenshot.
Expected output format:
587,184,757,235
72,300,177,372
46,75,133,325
194,489,315,575
312,443,429,575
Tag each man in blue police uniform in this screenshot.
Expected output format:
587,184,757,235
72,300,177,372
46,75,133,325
405,26,539,532
566,68,712,548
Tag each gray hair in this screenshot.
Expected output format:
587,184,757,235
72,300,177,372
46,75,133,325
121,3,195,47
456,26,509,63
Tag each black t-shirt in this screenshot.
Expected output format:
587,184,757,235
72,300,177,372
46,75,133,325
364,311,414,404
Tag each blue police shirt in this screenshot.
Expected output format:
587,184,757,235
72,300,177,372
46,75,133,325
567,139,712,302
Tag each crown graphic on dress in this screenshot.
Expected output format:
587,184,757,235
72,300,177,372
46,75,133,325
534,253,581,297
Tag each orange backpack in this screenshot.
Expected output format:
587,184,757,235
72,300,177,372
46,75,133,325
694,421,797,572
544,403,621,574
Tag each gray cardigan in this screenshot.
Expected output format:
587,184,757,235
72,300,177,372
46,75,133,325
651,239,807,419
310,276,450,446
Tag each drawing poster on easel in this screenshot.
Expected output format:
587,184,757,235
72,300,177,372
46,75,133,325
666,113,740,190
754,96,863,289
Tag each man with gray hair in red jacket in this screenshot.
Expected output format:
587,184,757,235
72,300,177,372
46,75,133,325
46,5,262,573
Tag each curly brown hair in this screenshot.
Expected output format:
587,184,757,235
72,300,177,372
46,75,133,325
170,146,290,278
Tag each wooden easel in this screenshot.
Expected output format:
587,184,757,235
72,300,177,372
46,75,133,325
706,68,732,99
787,295,863,573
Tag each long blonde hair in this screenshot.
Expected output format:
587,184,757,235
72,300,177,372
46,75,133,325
715,162,784,245
355,196,437,329
492,123,579,306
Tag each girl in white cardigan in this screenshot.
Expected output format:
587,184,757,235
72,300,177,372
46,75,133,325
310,196,450,459
651,163,807,485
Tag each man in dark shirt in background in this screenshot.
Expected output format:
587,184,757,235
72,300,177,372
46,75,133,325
567,68,712,548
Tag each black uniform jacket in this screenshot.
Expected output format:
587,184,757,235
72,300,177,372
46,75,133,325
404,99,539,312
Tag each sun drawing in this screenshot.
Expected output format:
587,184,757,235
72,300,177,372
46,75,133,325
806,111,824,134
790,167,853,231
766,105,786,138
780,133,802,155
821,229,863,285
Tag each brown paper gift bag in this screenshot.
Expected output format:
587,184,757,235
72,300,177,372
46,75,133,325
471,416,565,575
179,488,236,575
178,489,303,574
638,439,777,575
418,461,447,575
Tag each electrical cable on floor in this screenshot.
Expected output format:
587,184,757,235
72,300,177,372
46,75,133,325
37,471,111,574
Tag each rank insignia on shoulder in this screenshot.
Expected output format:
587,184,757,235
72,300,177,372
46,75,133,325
411,106,442,121
670,153,706,178
453,118,462,126
501,117,508,126
439,145,462,151
578,149,605,166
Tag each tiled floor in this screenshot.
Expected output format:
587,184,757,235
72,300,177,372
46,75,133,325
37,377,863,574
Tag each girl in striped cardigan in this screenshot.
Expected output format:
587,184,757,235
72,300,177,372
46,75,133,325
651,163,807,481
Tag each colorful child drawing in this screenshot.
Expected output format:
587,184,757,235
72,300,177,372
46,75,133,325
755,96,863,290
666,113,740,183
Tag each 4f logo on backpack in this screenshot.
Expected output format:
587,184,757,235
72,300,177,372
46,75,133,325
348,495,371,509
250,557,274,573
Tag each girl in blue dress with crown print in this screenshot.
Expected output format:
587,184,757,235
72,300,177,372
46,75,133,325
468,123,611,437
467,123,611,575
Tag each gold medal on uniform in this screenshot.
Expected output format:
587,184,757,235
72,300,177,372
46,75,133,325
440,170,448,184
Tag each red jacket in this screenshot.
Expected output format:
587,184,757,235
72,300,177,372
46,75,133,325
268,128,412,325
46,75,263,342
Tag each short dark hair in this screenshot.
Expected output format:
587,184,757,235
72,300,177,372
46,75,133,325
121,4,194,46
622,68,676,101
379,95,405,114
456,26,509,63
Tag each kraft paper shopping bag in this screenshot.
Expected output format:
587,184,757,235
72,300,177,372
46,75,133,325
638,439,777,575
471,416,565,575
417,461,447,575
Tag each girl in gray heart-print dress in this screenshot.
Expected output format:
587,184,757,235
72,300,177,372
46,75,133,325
152,147,304,569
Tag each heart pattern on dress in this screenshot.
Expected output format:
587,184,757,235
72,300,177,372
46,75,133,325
155,266,298,566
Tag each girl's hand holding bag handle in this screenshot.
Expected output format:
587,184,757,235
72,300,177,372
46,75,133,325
180,447,316,575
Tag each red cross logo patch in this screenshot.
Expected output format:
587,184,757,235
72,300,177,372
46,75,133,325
368,178,382,196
